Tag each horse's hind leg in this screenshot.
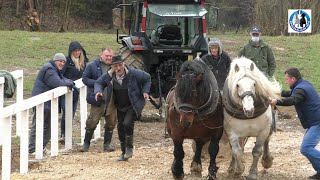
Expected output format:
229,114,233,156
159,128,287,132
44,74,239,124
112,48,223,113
190,140,204,176
172,141,185,180
208,135,222,180
261,133,274,169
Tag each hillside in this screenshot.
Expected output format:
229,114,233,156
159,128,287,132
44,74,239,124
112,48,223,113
1,31,320,94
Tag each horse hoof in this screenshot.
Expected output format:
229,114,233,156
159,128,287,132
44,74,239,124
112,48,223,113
261,156,273,169
246,175,257,180
190,161,202,176
227,167,234,174
173,174,184,180
208,173,217,180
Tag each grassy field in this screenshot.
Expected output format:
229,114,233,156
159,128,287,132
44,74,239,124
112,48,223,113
0,30,319,95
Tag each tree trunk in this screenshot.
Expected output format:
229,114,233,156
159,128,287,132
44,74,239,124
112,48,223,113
58,0,72,32
122,0,126,33
16,0,20,16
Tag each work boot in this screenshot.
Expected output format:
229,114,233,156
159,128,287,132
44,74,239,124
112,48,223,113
103,130,115,152
117,142,128,161
124,135,133,159
80,130,94,152
59,134,65,145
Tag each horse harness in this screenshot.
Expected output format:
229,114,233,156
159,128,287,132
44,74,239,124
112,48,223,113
222,79,269,120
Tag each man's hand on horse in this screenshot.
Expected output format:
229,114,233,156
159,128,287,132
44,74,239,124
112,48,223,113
268,97,277,106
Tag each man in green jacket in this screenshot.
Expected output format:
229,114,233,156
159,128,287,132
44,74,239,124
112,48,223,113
239,26,276,78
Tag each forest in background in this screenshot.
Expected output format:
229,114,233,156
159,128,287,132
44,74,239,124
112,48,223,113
0,0,319,35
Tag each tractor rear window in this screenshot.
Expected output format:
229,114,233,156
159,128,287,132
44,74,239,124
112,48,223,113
148,4,207,17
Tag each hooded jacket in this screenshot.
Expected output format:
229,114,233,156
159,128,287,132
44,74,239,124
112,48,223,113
201,38,231,91
62,41,89,81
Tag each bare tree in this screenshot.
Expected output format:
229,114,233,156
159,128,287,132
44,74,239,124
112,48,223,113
122,0,126,33
58,0,72,32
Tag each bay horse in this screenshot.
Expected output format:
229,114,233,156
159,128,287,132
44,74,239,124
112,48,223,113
222,57,281,179
165,60,224,179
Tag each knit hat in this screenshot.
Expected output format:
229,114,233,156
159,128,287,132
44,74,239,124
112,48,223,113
111,55,123,65
53,53,66,62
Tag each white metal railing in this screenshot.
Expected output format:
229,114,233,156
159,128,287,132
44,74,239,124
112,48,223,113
0,71,102,180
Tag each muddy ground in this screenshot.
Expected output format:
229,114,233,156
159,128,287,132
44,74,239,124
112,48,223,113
3,104,320,180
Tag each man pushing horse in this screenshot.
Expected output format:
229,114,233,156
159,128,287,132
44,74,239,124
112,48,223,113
269,68,320,179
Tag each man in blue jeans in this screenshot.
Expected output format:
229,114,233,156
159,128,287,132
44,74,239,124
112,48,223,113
269,67,320,179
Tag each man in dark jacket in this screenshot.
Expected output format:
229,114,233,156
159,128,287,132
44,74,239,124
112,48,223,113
239,26,276,78
81,48,117,152
201,38,231,91
29,53,75,154
60,41,89,141
269,68,320,179
94,55,151,161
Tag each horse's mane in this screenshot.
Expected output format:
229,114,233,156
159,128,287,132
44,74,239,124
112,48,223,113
227,57,281,102
176,60,211,103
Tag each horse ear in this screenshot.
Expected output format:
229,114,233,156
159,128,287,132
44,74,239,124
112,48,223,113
176,73,182,80
235,64,240,72
250,63,254,71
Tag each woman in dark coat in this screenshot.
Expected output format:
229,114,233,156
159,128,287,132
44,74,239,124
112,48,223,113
60,41,89,140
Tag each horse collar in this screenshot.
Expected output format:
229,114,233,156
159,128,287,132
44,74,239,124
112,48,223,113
174,83,219,120
222,82,269,120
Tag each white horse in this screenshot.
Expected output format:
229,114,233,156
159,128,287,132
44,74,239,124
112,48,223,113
222,57,281,180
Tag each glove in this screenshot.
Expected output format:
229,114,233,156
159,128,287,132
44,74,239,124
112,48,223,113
69,84,79,93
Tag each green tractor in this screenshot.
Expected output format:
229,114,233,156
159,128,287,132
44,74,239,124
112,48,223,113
113,0,218,111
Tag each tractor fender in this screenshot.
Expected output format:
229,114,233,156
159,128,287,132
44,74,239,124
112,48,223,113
121,36,150,51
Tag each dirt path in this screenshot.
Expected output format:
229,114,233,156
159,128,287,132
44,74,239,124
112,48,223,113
7,106,320,180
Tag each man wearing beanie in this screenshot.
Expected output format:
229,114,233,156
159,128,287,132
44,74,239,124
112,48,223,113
94,55,151,161
29,53,75,154
201,37,231,91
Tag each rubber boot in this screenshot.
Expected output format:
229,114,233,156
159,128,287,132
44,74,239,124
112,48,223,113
103,130,115,152
80,130,94,152
117,142,128,161
124,135,133,159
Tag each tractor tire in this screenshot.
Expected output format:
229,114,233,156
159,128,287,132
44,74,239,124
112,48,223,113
118,46,144,70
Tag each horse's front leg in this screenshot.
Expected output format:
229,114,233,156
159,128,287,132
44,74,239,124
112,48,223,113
229,136,245,176
247,136,265,180
172,141,185,180
208,135,222,180
261,133,273,169
190,140,205,176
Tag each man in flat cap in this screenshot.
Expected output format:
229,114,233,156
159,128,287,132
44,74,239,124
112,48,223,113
29,53,75,155
94,55,151,161
239,26,276,78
